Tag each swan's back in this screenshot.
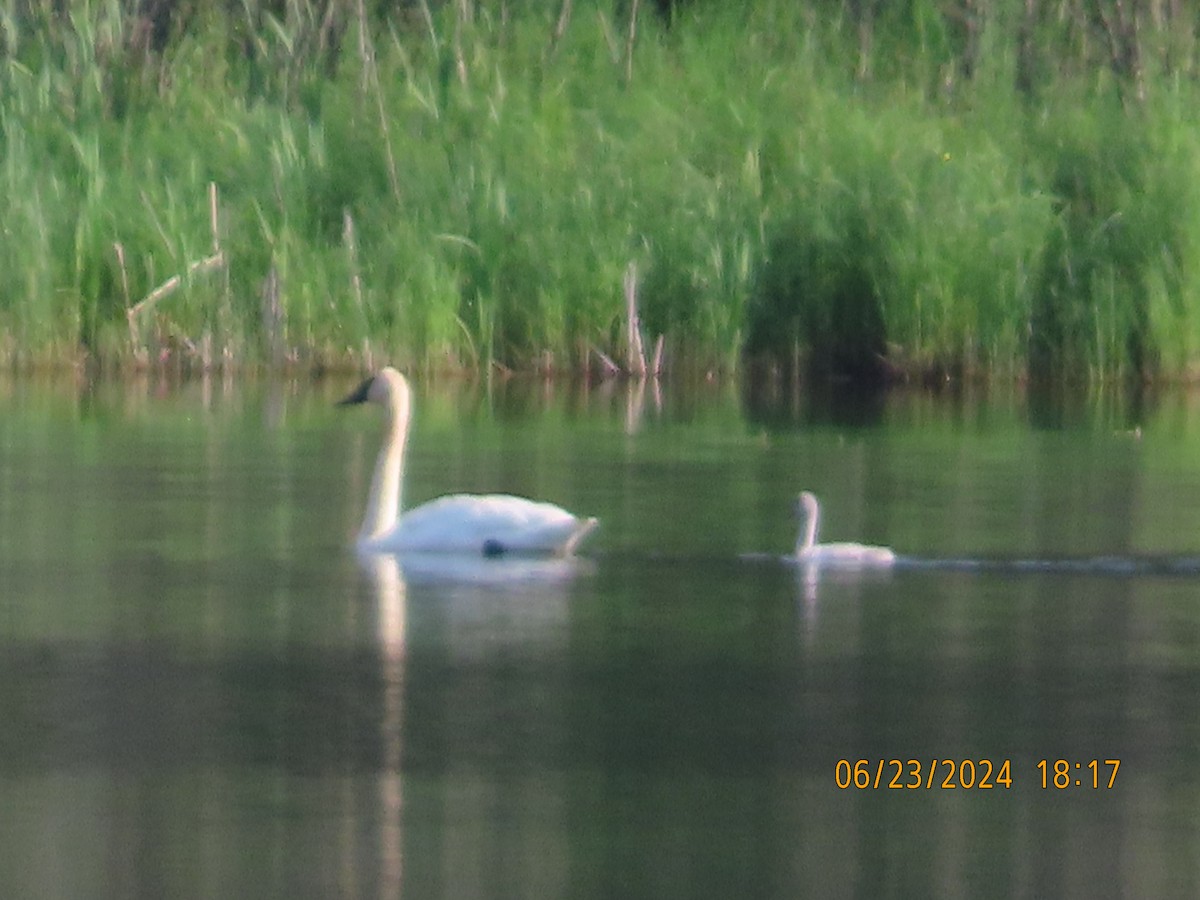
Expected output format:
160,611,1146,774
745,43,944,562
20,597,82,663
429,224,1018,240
797,541,896,567
363,493,598,556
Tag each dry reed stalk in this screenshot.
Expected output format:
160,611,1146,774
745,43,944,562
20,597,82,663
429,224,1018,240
596,10,620,64
260,261,285,367
114,241,138,352
343,210,364,307
126,251,226,323
208,181,220,254
624,0,640,85
624,260,646,376
343,210,372,368
651,333,664,376
549,0,573,57
124,184,229,361
356,0,401,201
454,0,471,88
418,0,438,49
209,181,234,364
592,345,621,378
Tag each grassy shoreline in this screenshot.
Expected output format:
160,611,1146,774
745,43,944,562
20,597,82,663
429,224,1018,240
3,1,1200,382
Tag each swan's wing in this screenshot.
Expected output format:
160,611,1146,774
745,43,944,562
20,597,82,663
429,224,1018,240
376,494,595,555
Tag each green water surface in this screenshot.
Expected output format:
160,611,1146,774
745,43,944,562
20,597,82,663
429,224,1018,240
1,374,1198,898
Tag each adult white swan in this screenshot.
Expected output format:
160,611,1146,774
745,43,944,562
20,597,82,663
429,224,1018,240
794,491,895,567
339,367,598,556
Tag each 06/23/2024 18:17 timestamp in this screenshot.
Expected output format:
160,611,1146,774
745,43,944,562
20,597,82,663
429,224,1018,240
834,759,1121,790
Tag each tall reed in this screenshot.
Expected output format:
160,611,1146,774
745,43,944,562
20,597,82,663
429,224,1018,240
1,0,1200,381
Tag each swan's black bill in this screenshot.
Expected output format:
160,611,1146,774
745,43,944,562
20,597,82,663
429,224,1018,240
337,376,374,406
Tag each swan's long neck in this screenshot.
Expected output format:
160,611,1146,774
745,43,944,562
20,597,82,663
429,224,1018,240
360,390,409,542
796,494,820,554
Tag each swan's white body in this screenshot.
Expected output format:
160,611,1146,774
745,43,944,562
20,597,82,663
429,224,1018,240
340,367,598,556
795,491,895,567
365,492,595,555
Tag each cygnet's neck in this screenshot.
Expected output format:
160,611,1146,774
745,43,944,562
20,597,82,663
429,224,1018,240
796,495,820,554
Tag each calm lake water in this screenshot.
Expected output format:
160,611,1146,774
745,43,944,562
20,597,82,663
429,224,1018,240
2,372,1199,898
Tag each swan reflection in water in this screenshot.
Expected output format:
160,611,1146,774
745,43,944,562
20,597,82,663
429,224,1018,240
355,548,586,895
381,550,594,588
360,547,592,663
793,555,896,646
356,551,406,896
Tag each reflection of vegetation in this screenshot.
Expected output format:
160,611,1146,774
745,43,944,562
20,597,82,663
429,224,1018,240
1,1,1200,381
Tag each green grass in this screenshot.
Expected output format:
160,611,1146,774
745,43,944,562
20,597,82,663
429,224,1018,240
2,0,1200,381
